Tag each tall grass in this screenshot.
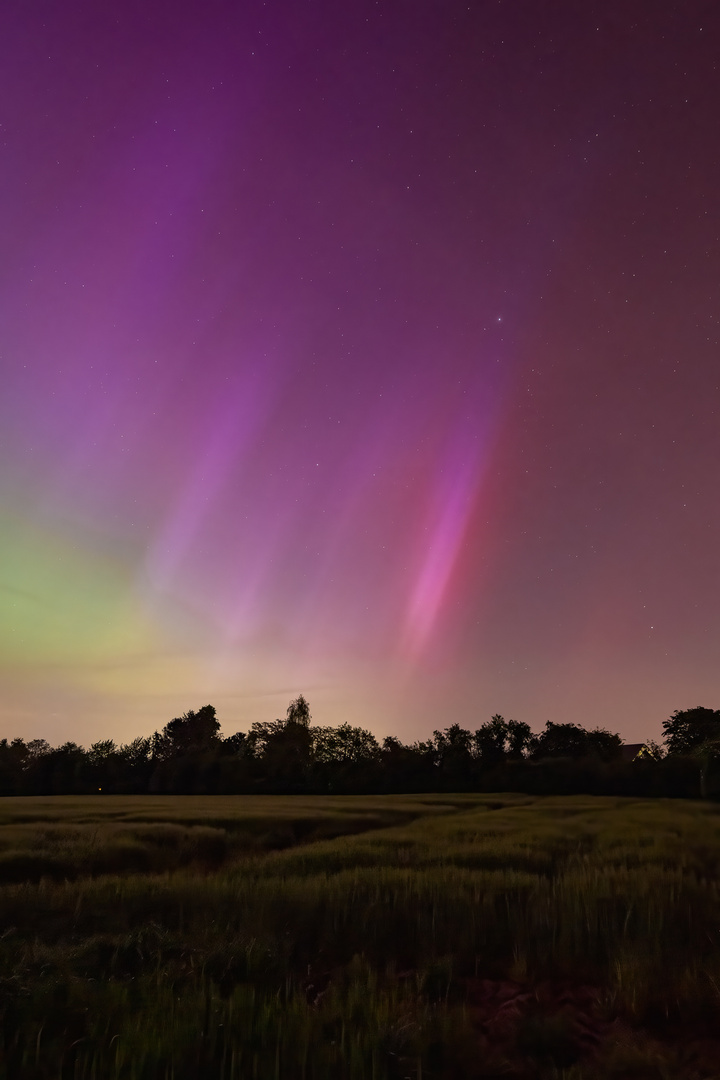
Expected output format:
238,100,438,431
0,794,719,1077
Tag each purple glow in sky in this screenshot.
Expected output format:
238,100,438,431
1,0,719,745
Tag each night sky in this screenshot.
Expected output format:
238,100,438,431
2,0,719,746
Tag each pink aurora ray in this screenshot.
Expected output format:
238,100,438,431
402,436,488,657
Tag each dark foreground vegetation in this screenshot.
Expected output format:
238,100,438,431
1,793,720,1078
2,700,720,799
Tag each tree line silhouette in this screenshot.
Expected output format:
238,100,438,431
1,698,719,797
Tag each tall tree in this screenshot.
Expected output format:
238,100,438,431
246,697,314,788
285,695,311,726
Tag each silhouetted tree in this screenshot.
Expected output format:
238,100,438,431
313,723,379,765
312,723,380,791
120,736,152,769
34,742,87,794
222,731,248,755
160,705,220,758
117,737,154,792
532,721,622,762
433,725,474,786
87,739,119,792
473,716,508,767
506,718,534,759
471,715,534,767
380,736,436,792
285,695,311,726
661,709,720,797
0,738,29,795
244,697,314,790
688,737,720,799
1,700,706,797
662,707,720,756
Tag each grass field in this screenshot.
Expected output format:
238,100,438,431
0,793,719,1078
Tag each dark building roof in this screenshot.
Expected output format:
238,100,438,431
619,743,645,762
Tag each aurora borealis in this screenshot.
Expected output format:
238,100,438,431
1,1,719,745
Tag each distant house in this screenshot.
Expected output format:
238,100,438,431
619,743,645,762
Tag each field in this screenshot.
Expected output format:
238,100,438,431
0,794,719,1079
